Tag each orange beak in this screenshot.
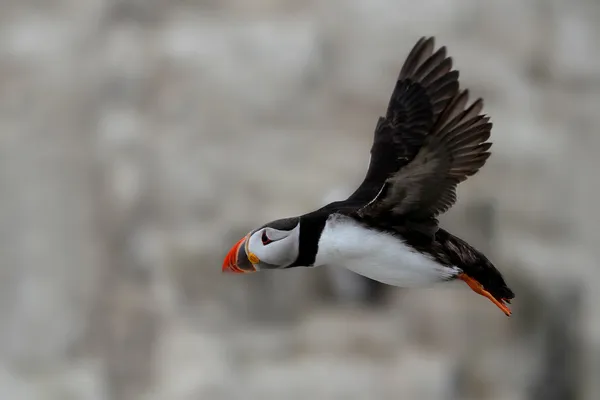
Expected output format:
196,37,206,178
222,236,257,274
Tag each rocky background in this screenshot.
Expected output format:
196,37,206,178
1,0,599,399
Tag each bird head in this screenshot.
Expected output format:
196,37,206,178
222,217,301,273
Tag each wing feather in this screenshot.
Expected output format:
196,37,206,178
328,37,494,233
345,37,460,204
359,89,493,219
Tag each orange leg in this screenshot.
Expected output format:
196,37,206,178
458,273,512,317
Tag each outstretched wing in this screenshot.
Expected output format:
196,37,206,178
358,89,492,220
345,37,460,205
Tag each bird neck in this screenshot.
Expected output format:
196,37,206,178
289,212,328,268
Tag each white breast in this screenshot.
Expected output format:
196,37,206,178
314,214,459,287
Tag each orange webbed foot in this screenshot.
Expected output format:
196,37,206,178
458,273,512,317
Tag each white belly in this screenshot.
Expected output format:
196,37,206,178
314,214,459,287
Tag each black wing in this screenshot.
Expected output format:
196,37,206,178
358,89,492,221
345,37,460,205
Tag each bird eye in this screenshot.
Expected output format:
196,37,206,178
261,230,273,245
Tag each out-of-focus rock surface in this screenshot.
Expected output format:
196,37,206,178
0,1,599,399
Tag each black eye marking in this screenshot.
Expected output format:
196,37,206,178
261,230,273,245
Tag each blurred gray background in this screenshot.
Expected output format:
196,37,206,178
1,0,599,399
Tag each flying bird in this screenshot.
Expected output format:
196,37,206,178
222,37,515,316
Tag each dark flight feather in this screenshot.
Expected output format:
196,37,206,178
359,89,492,220
345,37,460,205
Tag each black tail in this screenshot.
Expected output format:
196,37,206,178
436,228,515,302
465,256,515,303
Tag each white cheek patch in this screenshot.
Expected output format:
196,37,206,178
264,227,290,241
248,224,300,268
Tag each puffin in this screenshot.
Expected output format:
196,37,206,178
222,36,515,316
